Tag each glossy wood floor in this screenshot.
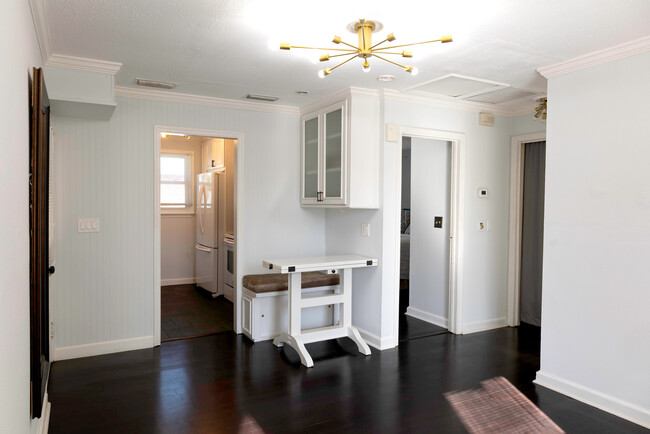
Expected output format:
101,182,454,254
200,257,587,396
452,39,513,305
161,285,233,341
47,326,645,433
399,282,448,342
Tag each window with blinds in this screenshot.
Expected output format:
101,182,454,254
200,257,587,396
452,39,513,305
161,152,193,214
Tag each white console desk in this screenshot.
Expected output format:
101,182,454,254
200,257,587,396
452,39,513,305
262,255,378,368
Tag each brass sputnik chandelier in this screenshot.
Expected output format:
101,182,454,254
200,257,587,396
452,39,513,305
280,19,452,77
534,97,547,120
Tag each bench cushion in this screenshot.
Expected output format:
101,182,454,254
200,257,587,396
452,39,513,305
243,272,340,294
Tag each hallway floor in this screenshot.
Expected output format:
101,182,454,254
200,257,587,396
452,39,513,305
399,281,449,342
161,284,233,341
47,325,646,433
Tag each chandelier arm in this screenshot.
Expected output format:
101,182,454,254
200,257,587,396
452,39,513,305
372,53,409,70
290,45,357,52
328,54,358,72
327,51,360,59
370,39,389,50
370,51,402,55
373,38,444,51
337,40,359,50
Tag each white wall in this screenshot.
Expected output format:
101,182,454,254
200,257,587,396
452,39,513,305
0,1,43,432
160,136,203,285
407,139,451,325
51,96,326,353
536,51,650,427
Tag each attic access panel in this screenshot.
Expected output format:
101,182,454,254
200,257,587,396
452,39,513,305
466,87,539,104
406,73,509,99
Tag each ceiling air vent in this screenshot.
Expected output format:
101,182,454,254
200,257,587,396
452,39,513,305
136,78,176,89
246,93,279,102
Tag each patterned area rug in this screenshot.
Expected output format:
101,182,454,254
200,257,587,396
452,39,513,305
445,377,564,434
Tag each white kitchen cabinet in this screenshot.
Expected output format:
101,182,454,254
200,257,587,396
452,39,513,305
300,89,379,208
202,138,225,172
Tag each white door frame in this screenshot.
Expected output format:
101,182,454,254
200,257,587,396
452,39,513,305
153,125,244,346
392,126,465,340
506,132,546,327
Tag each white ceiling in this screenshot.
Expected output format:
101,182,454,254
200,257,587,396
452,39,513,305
44,0,650,107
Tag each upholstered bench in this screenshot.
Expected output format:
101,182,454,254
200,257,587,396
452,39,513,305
242,272,340,342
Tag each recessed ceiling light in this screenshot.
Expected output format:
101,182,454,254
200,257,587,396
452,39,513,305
377,74,395,82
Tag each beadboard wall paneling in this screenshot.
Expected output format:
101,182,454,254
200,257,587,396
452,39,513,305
52,96,326,350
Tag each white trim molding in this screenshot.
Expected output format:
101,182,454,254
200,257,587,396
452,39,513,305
393,127,465,341
161,277,197,286
535,371,650,429
406,307,448,329
462,317,507,334
538,36,650,79
507,132,546,327
356,326,395,351
118,86,300,115
45,54,122,75
28,0,51,61
31,390,51,434
52,336,153,361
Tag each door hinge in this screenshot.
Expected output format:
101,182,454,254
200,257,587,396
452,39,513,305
50,321,55,339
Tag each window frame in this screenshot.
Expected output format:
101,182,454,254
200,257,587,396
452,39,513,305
160,150,194,215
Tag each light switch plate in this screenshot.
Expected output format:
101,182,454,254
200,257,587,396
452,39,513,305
479,221,488,232
78,218,100,233
386,124,399,142
361,223,370,237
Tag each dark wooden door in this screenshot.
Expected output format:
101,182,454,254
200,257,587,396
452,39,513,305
29,67,51,418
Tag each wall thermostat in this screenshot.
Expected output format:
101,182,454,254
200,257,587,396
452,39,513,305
477,188,488,198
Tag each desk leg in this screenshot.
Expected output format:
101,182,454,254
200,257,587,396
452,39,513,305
341,268,371,356
272,272,314,368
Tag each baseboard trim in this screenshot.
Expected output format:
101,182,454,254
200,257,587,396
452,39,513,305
356,326,396,350
53,336,154,361
535,371,650,429
405,306,448,329
462,317,507,334
31,391,50,434
161,277,196,286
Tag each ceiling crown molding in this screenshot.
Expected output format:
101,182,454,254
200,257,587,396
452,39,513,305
45,54,123,75
537,35,650,79
28,0,52,61
114,86,300,115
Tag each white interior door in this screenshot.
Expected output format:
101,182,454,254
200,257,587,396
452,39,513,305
408,138,452,326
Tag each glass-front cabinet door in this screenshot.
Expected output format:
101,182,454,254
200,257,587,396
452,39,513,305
300,100,347,206
301,115,320,204
322,102,346,204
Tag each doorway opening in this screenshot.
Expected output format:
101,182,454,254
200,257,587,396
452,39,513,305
507,133,547,330
154,126,241,344
399,136,453,341
393,127,465,343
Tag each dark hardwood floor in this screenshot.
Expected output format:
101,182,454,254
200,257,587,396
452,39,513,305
399,281,449,342
161,285,233,341
47,325,645,433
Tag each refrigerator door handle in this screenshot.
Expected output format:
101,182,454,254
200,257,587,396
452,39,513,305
198,184,206,234
195,244,212,253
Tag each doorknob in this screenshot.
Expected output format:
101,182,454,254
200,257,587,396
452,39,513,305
48,266,55,275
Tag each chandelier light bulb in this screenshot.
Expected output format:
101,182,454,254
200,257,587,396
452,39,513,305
363,60,370,72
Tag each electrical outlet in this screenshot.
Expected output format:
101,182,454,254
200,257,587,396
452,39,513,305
78,218,100,233
361,223,370,237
